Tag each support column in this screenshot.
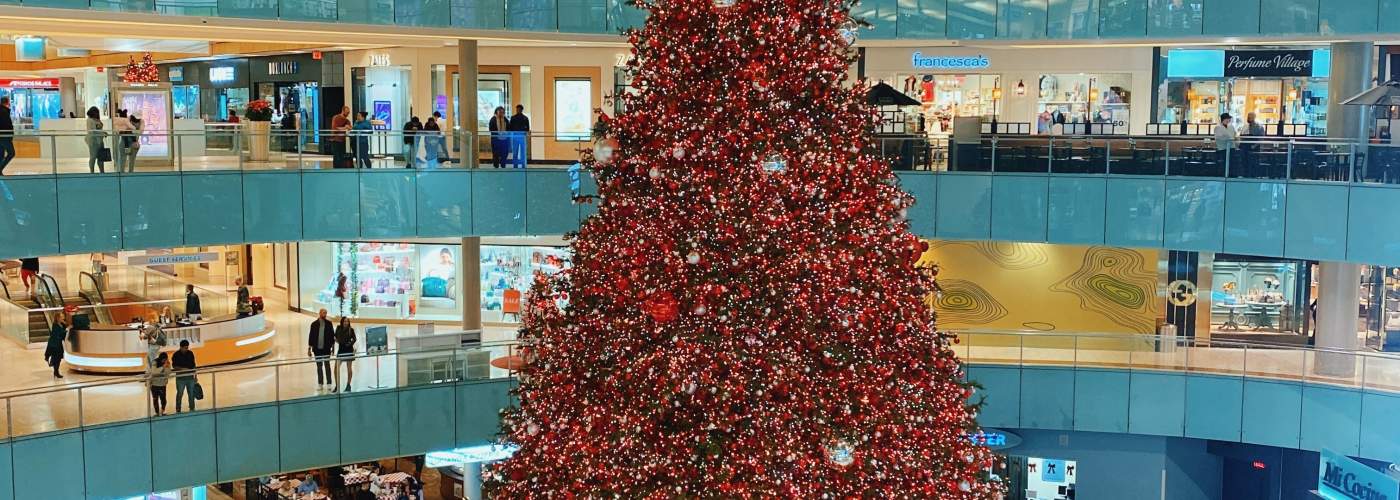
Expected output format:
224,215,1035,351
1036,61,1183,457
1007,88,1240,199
457,39,480,169
463,462,482,499
1327,42,1373,142
1315,262,1361,376
461,237,481,333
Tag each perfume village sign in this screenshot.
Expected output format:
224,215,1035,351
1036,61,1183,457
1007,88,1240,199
1224,50,1315,77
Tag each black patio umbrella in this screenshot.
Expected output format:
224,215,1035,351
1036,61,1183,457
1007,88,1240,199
1341,81,1400,106
867,82,920,107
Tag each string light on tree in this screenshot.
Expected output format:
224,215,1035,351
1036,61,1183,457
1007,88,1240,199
122,52,159,83
484,0,1005,495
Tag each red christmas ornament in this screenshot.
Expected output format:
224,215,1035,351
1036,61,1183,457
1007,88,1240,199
642,291,679,323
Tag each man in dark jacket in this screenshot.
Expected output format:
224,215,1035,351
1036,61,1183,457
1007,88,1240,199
307,308,336,388
0,97,13,174
184,284,202,320
507,104,530,168
172,340,197,412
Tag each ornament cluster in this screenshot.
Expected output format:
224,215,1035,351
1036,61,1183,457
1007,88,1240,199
122,52,159,84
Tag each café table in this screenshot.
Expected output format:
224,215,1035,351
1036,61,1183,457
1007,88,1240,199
1221,304,1248,331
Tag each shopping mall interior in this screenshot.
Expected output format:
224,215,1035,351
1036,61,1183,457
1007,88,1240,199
3,0,1400,498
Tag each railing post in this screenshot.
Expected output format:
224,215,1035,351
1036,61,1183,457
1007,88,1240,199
176,132,183,172
990,136,997,172
236,129,244,171
297,131,305,170
1349,143,1357,184
1286,140,1294,180
77,386,84,428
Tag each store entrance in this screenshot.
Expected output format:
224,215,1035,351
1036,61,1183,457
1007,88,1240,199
255,81,322,144
893,73,1001,137
1159,78,1327,135
0,87,62,127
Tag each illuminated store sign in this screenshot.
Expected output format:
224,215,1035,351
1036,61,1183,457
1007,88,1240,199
370,53,391,67
127,252,219,266
967,429,1020,451
0,78,59,89
1319,449,1397,500
911,52,990,70
268,61,300,76
425,444,519,467
209,66,235,83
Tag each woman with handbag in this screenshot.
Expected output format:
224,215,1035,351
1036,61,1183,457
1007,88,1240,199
147,352,171,416
124,113,143,172
85,107,106,173
44,312,68,379
333,316,356,393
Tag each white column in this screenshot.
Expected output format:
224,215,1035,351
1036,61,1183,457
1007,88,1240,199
462,462,482,499
1315,261,1361,376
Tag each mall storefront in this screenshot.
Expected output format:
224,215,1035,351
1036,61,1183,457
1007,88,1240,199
862,47,1154,138
1156,48,1331,136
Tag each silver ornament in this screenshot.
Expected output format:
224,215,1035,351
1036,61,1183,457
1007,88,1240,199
825,439,856,467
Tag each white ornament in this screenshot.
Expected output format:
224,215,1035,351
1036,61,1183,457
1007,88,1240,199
825,439,856,467
713,0,736,6
959,481,972,492
672,147,686,159
686,250,701,264
648,167,661,179
762,153,787,173
839,21,860,45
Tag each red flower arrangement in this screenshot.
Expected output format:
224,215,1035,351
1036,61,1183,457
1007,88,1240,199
244,99,273,122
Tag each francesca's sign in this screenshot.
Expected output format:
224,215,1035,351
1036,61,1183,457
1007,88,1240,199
1318,448,1398,500
1224,50,1314,77
911,52,990,70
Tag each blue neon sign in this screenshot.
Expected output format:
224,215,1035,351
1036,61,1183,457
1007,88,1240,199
911,52,990,70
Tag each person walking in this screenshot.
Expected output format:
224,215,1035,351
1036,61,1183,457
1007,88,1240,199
0,96,15,174
19,257,38,297
113,109,133,172
235,277,253,318
507,104,531,168
85,107,106,173
45,313,68,378
185,284,202,320
488,106,510,168
423,116,443,168
402,116,422,168
330,106,351,168
432,111,452,164
333,316,356,393
352,111,373,168
147,352,171,416
172,339,197,412
308,309,336,389
125,112,144,172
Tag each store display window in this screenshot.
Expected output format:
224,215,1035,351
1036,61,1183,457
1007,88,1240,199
297,241,463,322
892,74,1001,137
1210,256,1308,337
1036,73,1132,134
481,245,571,324
1157,78,1327,135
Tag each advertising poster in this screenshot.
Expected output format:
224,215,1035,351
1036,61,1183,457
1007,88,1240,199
373,100,392,130
419,245,459,307
119,90,170,157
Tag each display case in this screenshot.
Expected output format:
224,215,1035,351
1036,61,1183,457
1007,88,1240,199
299,241,462,322
480,245,571,324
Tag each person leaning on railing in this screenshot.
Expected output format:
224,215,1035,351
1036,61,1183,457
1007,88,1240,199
172,339,197,413
85,107,107,173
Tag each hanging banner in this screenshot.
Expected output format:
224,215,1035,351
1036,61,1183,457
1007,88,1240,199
1224,50,1314,77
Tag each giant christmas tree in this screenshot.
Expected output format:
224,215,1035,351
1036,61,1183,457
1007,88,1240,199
486,0,1004,495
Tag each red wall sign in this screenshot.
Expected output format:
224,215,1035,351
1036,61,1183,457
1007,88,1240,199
0,78,61,89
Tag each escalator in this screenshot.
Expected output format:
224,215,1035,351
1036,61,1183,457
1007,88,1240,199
78,272,113,325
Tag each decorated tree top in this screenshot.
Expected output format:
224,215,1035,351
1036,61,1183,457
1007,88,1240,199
122,52,159,84
487,0,1004,496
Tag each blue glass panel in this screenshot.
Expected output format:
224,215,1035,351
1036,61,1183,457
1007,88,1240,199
1047,176,1106,244
459,380,512,446
1312,48,1331,77
417,171,472,237
1072,369,1129,433
899,173,937,237
399,386,456,455
1167,49,1226,78
999,0,1049,38
0,178,60,258
13,432,84,500
396,0,451,25
1259,0,1317,33
558,0,606,32
1319,0,1375,33
218,0,277,18
453,0,506,27
947,0,997,38
0,443,12,500
57,176,122,254
472,170,527,236
935,174,991,240
23,0,88,7
342,392,401,463
83,422,153,500
1184,374,1243,441
526,170,580,235
1148,0,1202,35
606,0,646,32
215,406,281,481
1241,380,1302,448
338,0,394,23
991,175,1048,242
1047,0,1098,38
151,413,217,492
91,0,154,11
280,399,342,471
1128,372,1185,436
302,171,361,241
1104,178,1164,247
853,0,899,38
360,171,416,239
1360,391,1400,461
1300,385,1361,455
1163,179,1224,251
508,0,557,31
280,0,339,20
1223,181,1285,257
155,0,218,15
1382,0,1400,32
1348,187,1400,266
966,366,1021,428
897,0,947,38
1099,0,1147,36
1020,367,1074,430
1203,0,1260,35
1284,183,1346,261
183,173,245,246
120,175,184,250
243,172,302,243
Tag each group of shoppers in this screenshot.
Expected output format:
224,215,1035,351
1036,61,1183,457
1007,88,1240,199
309,308,357,393
400,112,452,168
488,104,532,168
83,106,145,173
1212,112,1271,176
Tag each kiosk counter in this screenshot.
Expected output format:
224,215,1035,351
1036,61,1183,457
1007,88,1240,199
66,313,276,373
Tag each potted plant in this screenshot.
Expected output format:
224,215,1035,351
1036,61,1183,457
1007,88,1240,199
245,99,274,161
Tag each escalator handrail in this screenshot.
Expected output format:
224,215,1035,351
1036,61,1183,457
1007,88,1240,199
77,272,104,305
38,273,63,304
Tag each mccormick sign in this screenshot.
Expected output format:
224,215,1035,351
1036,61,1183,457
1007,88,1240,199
1224,50,1314,77
1319,449,1398,500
